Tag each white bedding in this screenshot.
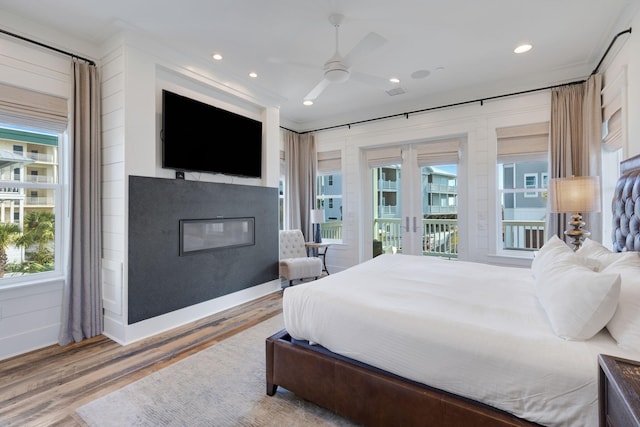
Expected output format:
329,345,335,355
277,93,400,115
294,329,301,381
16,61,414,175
283,254,640,427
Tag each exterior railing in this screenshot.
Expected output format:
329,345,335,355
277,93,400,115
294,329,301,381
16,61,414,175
320,221,342,240
502,220,546,250
319,218,545,255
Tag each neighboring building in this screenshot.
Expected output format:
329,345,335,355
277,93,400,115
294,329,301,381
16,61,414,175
373,165,458,219
0,127,58,265
422,166,457,217
501,161,548,222
317,174,342,222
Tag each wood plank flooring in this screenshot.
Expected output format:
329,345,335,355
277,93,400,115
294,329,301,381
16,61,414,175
0,290,284,427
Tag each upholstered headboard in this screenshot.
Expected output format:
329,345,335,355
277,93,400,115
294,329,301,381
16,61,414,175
612,154,640,252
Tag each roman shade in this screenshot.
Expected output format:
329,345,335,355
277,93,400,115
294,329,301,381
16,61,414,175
416,138,460,166
317,150,341,172
497,122,549,162
0,82,68,132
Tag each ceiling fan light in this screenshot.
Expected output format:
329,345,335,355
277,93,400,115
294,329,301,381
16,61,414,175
325,68,350,83
514,44,532,54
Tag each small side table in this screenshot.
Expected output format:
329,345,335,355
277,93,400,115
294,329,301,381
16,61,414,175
305,242,331,275
598,354,640,427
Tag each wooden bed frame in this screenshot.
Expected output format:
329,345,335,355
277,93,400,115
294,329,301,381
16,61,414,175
266,154,640,426
266,329,540,426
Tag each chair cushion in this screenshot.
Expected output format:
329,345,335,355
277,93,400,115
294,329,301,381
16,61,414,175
280,257,323,280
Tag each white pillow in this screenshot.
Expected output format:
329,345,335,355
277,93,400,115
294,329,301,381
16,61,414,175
531,235,598,278
602,255,640,352
577,238,640,270
535,252,621,340
531,235,573,279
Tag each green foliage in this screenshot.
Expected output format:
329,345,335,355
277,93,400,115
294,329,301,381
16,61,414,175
1,211,55,277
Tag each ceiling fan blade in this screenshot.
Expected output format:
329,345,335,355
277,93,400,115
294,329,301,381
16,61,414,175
304,79,331,101
343,32,387,67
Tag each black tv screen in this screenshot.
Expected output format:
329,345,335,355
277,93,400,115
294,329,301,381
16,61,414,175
162,90,263,178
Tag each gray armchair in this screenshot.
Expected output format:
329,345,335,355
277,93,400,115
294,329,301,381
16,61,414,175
279,229,323,285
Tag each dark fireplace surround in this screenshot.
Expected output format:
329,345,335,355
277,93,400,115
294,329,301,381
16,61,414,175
128,176,279,324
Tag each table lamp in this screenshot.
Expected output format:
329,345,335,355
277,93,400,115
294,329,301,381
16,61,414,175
549,175,601,250
311,209,325,243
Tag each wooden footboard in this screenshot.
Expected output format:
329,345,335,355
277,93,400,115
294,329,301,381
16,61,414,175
266,329,541,427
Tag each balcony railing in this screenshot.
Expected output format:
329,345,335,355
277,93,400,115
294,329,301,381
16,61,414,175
502,220,546,250
21,151,55,163
25,175,54,184
318,218,545,257
26,196,55,206
319,221,343,240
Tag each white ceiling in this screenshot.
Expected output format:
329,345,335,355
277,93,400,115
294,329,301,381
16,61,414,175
0,0,637,132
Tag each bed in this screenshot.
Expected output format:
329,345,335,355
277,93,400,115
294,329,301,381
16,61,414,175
266,156,640,427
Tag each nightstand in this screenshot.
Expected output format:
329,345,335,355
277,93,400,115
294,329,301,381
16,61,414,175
599,354,640,427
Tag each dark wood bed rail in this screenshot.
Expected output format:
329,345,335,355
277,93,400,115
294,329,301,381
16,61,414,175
266,329,541,427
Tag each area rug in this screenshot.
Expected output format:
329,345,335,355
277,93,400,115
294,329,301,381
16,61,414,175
75,314,359,426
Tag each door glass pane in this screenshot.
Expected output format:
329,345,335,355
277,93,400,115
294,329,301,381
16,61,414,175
372,165,402,256
421,165,458,258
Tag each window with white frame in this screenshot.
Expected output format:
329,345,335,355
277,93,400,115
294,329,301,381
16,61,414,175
0,83,67,285
524,173,538,198
0,126,62,283
316,150,342,242
497,122,549,253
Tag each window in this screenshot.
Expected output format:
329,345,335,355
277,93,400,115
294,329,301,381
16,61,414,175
524,173,538,198
497,122,549,253
316,150,342,242
0,126,62,283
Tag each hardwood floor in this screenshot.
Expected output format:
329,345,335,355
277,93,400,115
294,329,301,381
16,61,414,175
0,290,284,427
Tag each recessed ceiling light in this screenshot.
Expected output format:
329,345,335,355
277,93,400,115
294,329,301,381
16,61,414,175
249,72,258,78
303,100,313,106
389,77,400,84
212,53,223,60
514,44,532,54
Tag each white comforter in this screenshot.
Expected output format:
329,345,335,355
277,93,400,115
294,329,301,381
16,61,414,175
283,254,639,427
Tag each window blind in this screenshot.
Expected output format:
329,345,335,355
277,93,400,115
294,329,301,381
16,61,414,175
415,138,460,166
0,83,68,132
317,149,341,172
365,145,402,168
497,122,549,162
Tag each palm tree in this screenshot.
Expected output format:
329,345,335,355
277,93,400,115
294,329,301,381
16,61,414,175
15,211,55,266
0,222,22,277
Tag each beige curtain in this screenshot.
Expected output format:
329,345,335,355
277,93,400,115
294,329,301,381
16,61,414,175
548,74,602,241
59,59,102,345
283,130,317,241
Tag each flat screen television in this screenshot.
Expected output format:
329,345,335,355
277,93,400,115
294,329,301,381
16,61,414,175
162,89,263,178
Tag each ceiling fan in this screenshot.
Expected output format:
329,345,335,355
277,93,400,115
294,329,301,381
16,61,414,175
303,14,402,102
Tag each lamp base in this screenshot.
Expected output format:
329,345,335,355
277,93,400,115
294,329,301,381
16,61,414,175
314,224,322,243
565,213,590,251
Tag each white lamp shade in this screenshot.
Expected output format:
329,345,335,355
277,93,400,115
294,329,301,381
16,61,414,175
549,176,601,213
311,209,325,224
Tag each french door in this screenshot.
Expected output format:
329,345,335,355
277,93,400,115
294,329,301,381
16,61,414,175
368,140,459,257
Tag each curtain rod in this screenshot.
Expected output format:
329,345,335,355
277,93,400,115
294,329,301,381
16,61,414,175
591,28,632,75
0,27,96,66
284,26,632,135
